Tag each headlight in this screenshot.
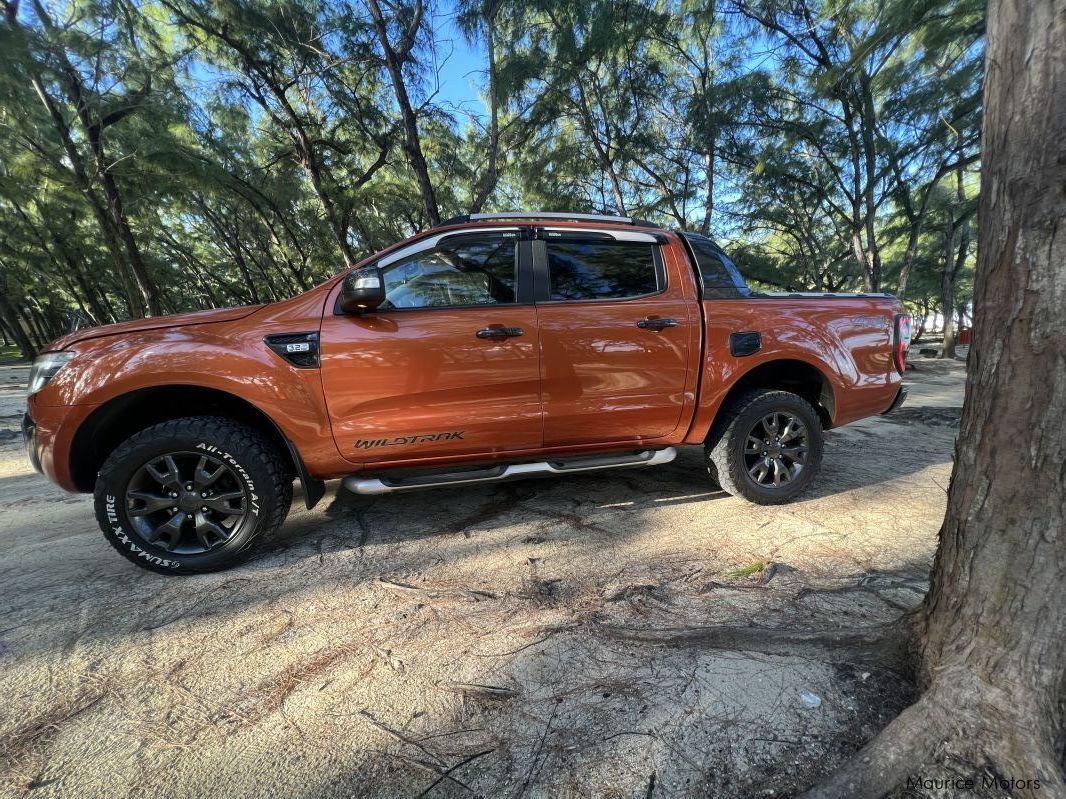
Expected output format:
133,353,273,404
27,351,74,396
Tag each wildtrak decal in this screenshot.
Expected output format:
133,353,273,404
355,432,465,450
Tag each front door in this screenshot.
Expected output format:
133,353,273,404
320,228,542,465
533,228,695,447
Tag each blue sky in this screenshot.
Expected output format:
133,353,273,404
428,4,488,119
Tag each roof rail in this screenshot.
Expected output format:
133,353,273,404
433,211,657,228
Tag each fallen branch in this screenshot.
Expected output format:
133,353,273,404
377,577,498,602
372,749,476,794
440,682,518,701
415,748,495,799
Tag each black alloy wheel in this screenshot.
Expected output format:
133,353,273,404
95,416,293,574
125,451,251,554
705,389,824,505
743,411,810,489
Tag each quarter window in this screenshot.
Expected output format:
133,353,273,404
684,235,748,299
380,234,518,309
545,240,660,301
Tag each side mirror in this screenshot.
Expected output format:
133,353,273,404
338,267,386,314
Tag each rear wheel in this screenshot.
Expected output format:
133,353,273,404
706,389,824,504
94,416,292,574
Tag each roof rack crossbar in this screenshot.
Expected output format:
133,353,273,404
434,211,656,228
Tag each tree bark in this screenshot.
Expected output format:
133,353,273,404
805,0,1066,795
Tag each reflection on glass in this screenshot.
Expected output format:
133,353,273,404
380,236,517,309
546,241,657,301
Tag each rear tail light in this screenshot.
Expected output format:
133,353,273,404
892,314,911,374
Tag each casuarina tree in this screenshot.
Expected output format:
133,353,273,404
805,0,1066,795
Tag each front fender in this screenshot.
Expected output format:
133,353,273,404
33,305,349,480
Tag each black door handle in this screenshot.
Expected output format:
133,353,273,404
476,326,524,339
637,317,678,330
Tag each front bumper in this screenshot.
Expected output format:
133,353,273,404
881,385,909,415
23,412,42,473
23,398,98,492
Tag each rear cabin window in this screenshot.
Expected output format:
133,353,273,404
685,236,747,299
545,240,659,301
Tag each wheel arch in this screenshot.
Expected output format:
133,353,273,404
715,358,836,431
69,385,325,507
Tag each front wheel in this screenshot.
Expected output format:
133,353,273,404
705,389,824,505
94,416,292,574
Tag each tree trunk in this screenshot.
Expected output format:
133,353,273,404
894,177,938,301
0,283,36,360
366,0,440,227
97,164,164,316
849,227,873,292
804,0,1066,795
939,229,957,359
470,1,502,214
940,164,971,360
858,71,882,292
699,143,715,236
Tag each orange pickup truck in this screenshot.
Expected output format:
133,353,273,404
24,212,910,573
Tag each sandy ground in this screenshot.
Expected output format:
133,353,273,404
0,360,965,799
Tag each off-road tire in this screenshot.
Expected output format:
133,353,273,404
94,416,292,574
705,389,824,505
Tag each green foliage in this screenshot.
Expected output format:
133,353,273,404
0,0,982,353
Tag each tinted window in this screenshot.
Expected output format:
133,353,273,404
684,236,748,299
380,234,517,309
546,240,659,301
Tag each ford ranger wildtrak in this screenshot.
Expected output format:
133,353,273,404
23,212,910,573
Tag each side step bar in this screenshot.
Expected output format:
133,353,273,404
343,447,677,496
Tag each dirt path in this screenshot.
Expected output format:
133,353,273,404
0,362,963,798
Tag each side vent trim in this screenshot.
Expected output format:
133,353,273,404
265,331,320,368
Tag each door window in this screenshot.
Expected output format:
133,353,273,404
380,234,518,309
545,240,660,301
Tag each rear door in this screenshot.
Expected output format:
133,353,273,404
533,228,696,447
320,228,542,465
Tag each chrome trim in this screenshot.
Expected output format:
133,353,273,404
540,226,659,243
343,447,678,495
377,226,523,268
471,211,634,224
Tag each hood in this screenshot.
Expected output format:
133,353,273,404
48,304,266,349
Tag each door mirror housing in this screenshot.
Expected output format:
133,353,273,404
338,266,386,314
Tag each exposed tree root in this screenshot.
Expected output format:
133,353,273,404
589,616,915,671
799,692,948,799
800,683,1066,799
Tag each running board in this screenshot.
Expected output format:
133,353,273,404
343,447,677,496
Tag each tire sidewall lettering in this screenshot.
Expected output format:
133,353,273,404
195,442,260,517
105,493,180,569
103,441,262,570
